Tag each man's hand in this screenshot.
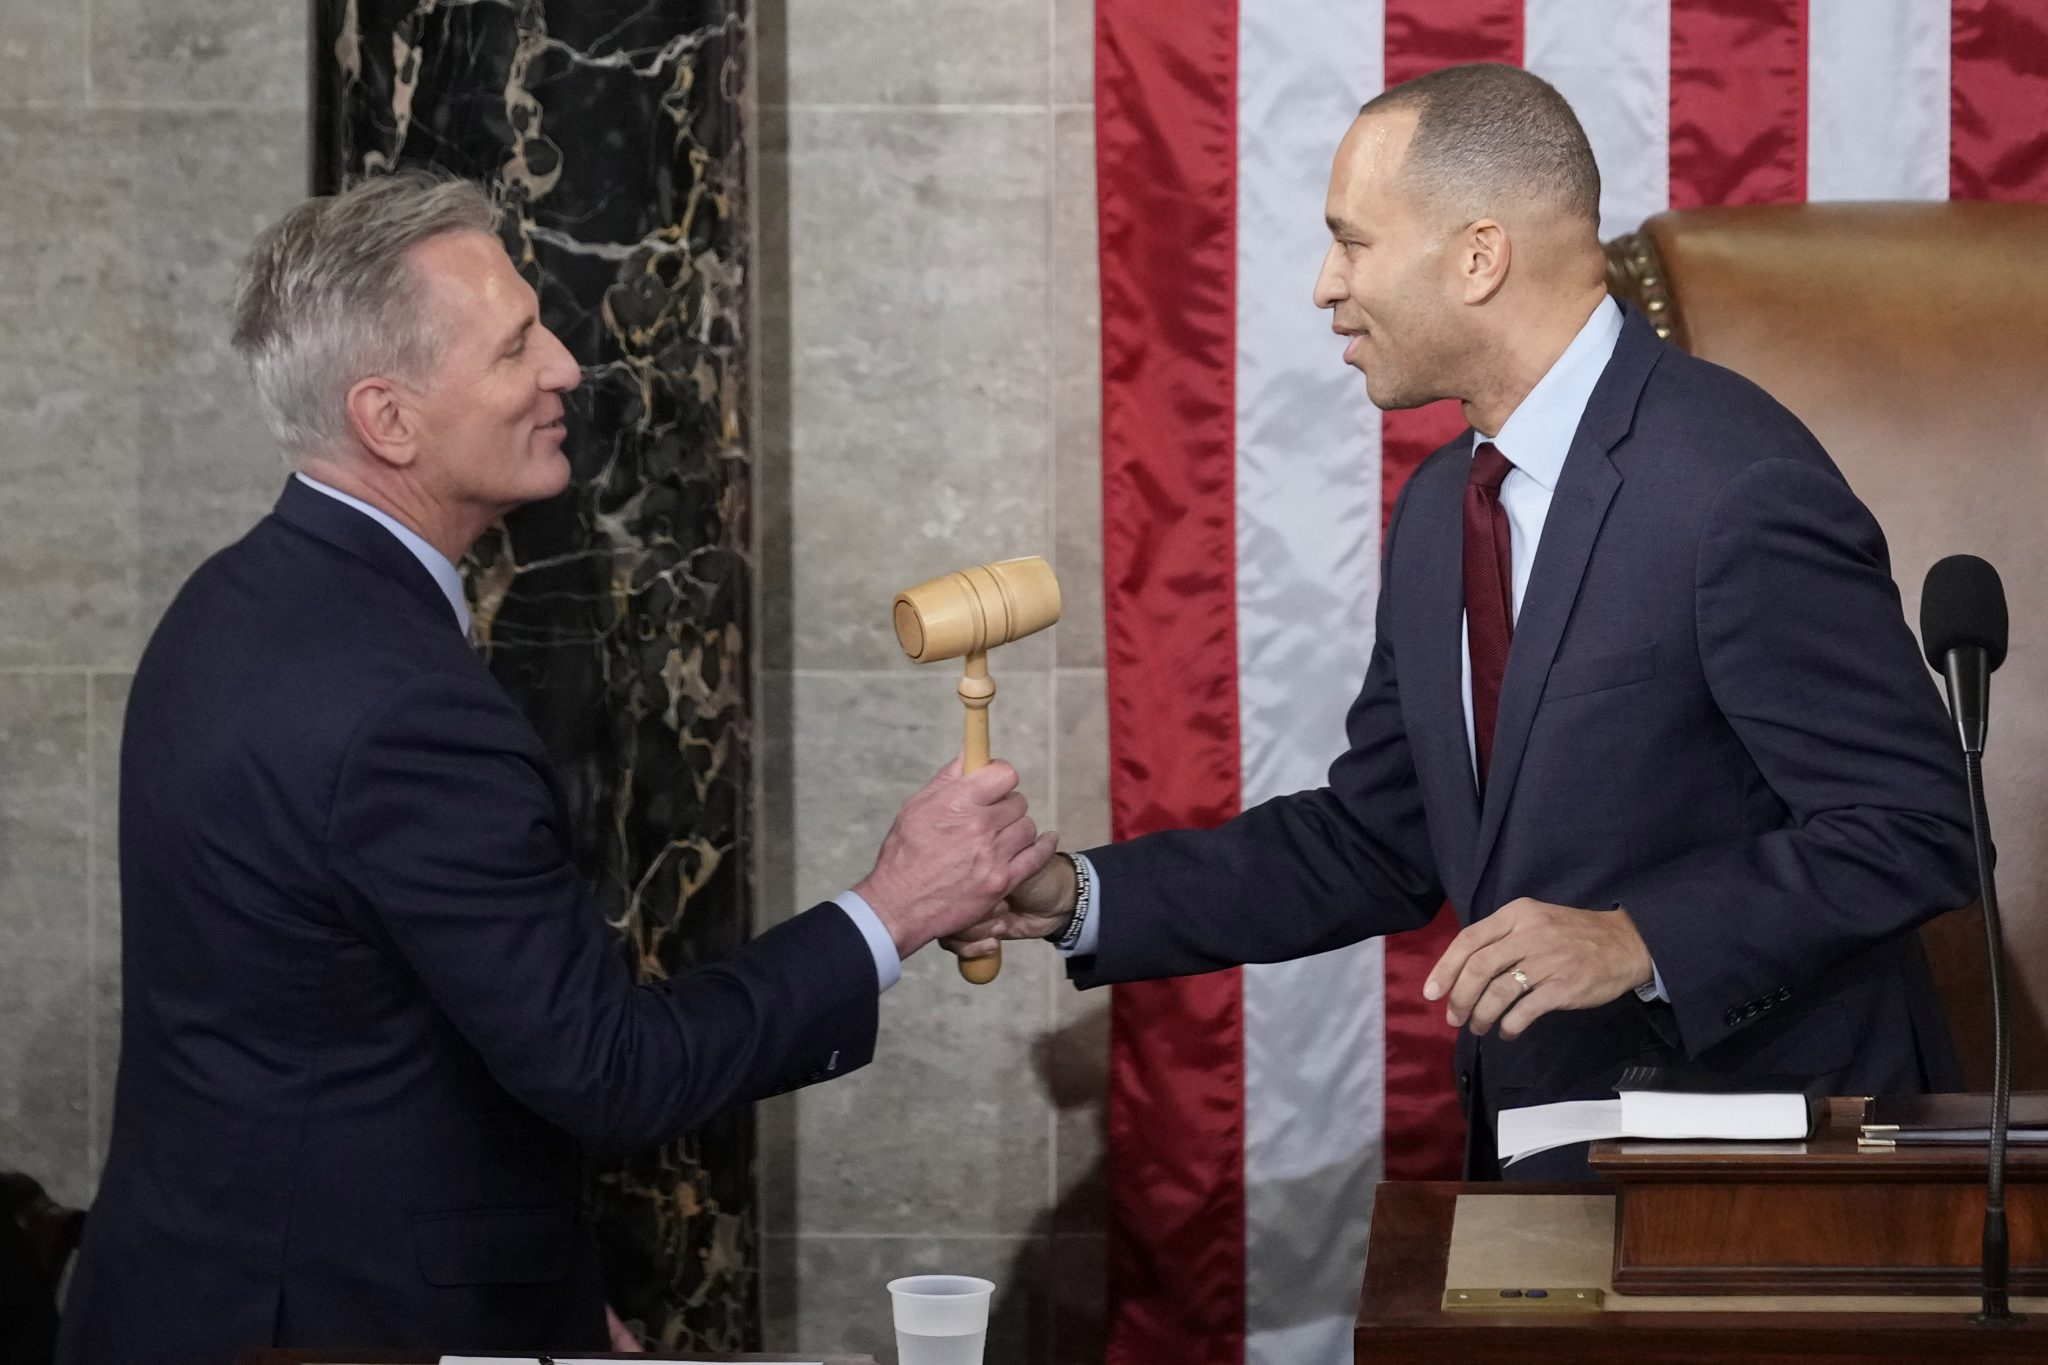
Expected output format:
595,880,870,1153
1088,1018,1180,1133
1423,899,1655,1041
855,757,1058,959
940,851,1077,961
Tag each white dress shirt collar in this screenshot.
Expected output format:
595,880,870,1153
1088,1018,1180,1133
294,473,473,638
1474,295,1625,489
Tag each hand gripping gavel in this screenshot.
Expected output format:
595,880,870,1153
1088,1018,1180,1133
892,556,1062,984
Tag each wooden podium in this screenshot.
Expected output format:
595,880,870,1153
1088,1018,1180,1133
1357,1183,2048,1363
1360,1101,2048,1363
1594,1096,2048,1295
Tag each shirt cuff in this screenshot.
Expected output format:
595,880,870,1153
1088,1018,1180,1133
1055,854,1103,959
832,890,902,993
1634,961,1668,1003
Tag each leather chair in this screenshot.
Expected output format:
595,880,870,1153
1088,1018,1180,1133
1605,202,2048,1088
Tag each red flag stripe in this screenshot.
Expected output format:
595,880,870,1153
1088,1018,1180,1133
1951,0,2048,201
1096,1,1247,1361
1376,0,1524,1185
1669,0,1809,209
1384,0,1524,86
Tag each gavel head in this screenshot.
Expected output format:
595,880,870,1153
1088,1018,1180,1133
894,557,1062,663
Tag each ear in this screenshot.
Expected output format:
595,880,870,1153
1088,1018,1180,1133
342,374,421,471
1460,219,1511,305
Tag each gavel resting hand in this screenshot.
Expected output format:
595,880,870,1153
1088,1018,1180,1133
893,556,1063,984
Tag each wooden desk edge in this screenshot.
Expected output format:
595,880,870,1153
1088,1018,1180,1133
1357,1181,2048,1362
1588,1096,2048,1178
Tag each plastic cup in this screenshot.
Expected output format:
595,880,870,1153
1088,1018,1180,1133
887,1274,994,1365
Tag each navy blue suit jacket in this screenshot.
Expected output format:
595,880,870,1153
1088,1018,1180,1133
58,479,879,1363
1075,306,1972,1172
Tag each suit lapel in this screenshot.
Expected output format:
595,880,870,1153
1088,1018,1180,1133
1468,307,1664,895
1409,471,1481,898
270,476,461,629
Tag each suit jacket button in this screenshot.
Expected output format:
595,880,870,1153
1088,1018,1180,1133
1724,1007,1739,1027
1777,986,1793,1002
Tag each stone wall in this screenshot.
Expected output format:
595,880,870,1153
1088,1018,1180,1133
754,3,1109,1360
0,0,308,1212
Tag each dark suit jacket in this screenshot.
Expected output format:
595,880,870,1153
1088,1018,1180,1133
58,479,879,1363
1073,305,1973,1174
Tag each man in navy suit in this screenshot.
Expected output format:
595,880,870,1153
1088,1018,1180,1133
951,64,1974,1177
58,174,1055,1364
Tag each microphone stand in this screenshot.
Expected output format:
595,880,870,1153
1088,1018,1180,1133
1947,646,2021,1327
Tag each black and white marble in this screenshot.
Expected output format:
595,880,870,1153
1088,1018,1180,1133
312,1,757,1347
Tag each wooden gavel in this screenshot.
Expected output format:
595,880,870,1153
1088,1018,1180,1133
892,556,1062,984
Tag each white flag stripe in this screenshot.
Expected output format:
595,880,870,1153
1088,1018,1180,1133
1234,2,1388,1362
1808,0,1951,202
1230,10,1382,880
1525,0,1673,239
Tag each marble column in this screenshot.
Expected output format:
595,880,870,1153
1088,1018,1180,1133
311,1,757,1348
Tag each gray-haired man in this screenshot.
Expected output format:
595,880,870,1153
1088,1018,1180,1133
58,173,1052,1364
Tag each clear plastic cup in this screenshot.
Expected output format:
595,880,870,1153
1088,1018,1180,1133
887,1274,994,1365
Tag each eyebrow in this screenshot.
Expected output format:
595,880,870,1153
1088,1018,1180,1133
1327,215,1368,237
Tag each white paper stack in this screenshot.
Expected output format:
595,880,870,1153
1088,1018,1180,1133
1496,1071,1820,1165
1495,1098,1631,1165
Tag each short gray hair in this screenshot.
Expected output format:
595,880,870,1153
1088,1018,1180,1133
231,171,500,459
1362,63,1601,227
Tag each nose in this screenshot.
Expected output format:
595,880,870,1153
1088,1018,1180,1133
537,325,581,393
1312,241,1345,310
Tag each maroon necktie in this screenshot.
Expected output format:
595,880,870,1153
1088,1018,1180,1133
1464,442,1515,788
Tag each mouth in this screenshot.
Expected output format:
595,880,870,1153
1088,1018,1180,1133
1335,328,1368,365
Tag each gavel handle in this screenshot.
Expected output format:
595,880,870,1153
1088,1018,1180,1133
958,652,1001,984
962,702,991,774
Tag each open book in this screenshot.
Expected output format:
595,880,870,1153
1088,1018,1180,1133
1496,1067,1826,1166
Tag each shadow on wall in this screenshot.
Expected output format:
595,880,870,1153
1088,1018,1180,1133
1003,1000,1109,1365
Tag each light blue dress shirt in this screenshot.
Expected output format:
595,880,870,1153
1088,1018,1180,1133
1060,299,1662,997
295,473,902,992
830,890,902,992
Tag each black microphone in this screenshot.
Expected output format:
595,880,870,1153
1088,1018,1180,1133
1922,554,2009,755
1920,554,2020,1327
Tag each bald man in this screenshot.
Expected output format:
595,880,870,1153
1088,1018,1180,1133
952,62,1973,1179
